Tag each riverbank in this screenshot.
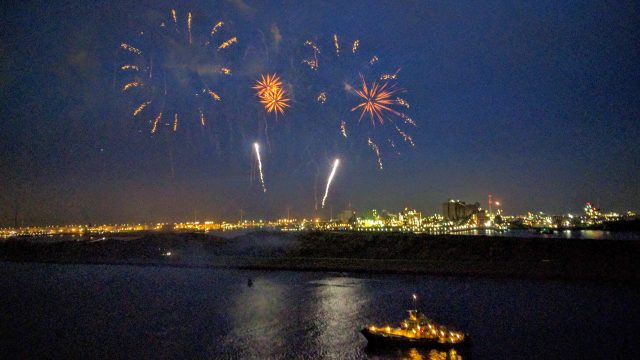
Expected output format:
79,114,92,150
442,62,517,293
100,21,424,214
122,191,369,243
1,231,639,282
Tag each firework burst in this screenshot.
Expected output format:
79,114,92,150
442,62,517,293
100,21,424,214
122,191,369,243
301,35,417,169
254,73,290,116
260,87,290,115
253,73,282,98
351,74,416,166
352,76,401,125
117,9,237,134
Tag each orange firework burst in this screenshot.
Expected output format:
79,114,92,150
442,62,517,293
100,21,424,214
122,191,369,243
253,73,282,98
351,75,401,125
254,73,290,115
260,87,290,115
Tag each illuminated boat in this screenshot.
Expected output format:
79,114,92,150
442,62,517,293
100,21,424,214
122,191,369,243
361,296,468,349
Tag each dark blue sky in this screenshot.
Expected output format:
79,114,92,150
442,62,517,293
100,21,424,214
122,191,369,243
1,0,639,225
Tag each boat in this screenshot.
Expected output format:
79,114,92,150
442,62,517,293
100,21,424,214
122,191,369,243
361,296,468,349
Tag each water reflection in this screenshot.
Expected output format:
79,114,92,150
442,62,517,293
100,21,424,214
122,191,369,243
365,346,463,359
4,263,639,359
309,275,371,358
463,229,639,240
226,277,288,358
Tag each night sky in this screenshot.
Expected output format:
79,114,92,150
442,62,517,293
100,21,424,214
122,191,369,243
1,0,639,226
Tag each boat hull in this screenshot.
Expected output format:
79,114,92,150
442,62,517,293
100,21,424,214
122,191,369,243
361,328,468,349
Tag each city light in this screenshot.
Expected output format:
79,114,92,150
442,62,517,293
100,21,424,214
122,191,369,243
2,200,632,238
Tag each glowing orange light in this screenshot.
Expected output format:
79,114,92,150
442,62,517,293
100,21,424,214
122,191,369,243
260,87,290,115
253,73,282,97
254,73,290,115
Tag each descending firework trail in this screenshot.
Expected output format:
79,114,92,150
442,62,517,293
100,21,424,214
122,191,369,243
380,68,401,80
368,138,383,170
117,8,237,134
340,120,347,137
254,142,267,192
321,158,340,208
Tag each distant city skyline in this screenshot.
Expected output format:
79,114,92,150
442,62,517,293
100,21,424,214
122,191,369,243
2,1,639,226
2,195,635,228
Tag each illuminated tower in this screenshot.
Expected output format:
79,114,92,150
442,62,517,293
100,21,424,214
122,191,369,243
488,193,493,215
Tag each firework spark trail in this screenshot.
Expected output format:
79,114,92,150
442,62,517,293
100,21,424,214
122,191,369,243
220,67,232,75
352,40,359,53
305,40,321,54
395,97,410,108
200,109,205,126
171,9,177,24
380,68,401,80
211,21,223,36
333,34,340,56
302,59,318,70
151,113,162,134
120,65,139,71
122,81,141,91
321,158,340,208
395,125,415,146
368,138,383,170
317,92,327,104
369,56,379,65
218,37,237,50
187,12,192,44
173,113,178,132
133,101,151,116
303,40,320,70
254,142,267,192
400,113,416,126
120,43,142,55
207,90,221,101
340,120,347,137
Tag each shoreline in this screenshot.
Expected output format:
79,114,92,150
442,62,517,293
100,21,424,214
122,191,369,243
2,231,639,283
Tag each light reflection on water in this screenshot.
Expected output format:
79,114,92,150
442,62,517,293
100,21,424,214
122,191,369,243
457,229,640,240
1,262,639,359
365,346,462,360
310,276,370,358
226,277,288,358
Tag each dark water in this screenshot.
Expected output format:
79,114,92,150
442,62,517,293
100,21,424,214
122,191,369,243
454,229,640,240
1,262,639,359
